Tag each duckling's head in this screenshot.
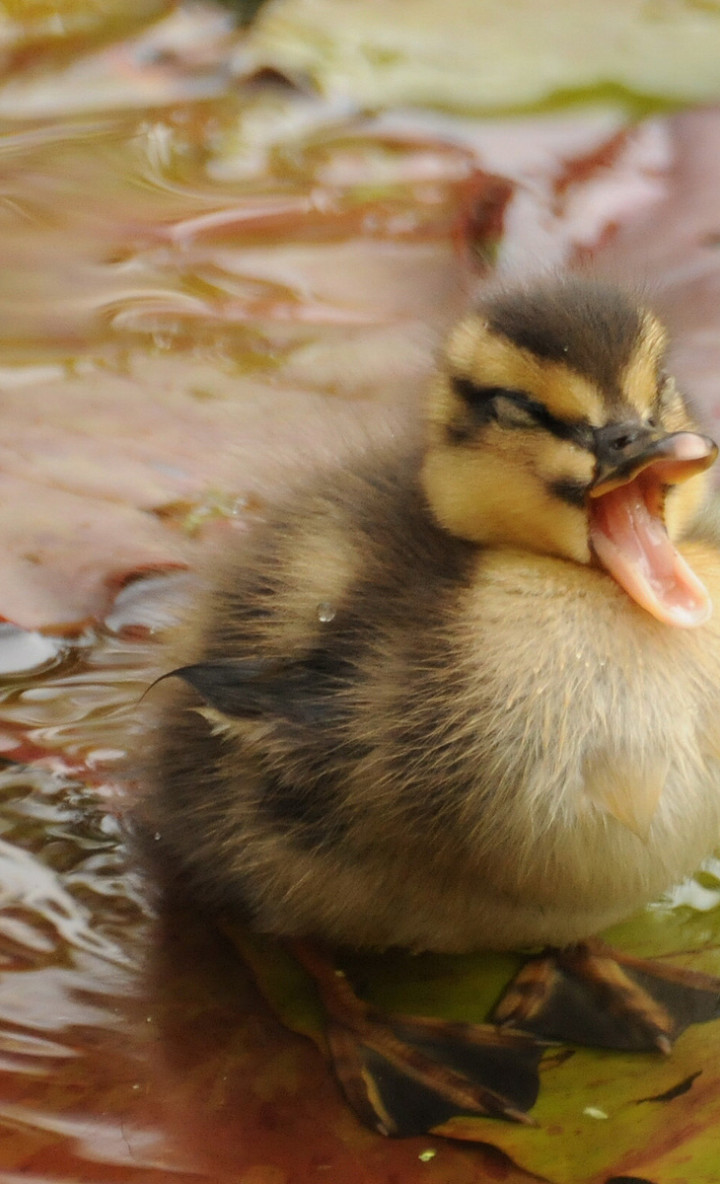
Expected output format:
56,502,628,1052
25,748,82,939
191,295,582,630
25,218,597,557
422,277,718,627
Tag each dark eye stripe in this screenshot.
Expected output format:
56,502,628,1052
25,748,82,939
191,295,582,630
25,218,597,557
451,376,594,448
548,477,588,508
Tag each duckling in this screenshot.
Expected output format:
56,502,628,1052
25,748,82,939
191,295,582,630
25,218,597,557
144,275,720,1134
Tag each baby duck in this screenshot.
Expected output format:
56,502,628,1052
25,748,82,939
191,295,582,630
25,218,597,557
145,276,720,1132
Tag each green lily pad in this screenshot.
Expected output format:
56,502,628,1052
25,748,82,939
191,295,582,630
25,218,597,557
246,0,720,113
227,865,720,1184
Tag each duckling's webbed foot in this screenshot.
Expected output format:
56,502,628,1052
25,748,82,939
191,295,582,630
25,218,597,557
291,941,543,1136
492,938,720,1052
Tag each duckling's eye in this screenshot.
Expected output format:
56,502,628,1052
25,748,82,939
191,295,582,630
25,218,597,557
451,376,593,447
492,394,543,430
452,377,543,430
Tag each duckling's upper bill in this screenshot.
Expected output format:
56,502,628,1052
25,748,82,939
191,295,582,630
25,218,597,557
423,278,718,628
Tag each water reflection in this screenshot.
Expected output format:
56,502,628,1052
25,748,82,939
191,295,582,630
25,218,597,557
0,620,230,1179
0,628,67,678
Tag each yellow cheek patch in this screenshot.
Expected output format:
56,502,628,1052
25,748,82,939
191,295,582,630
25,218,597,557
422,429,591,565
536,437,596,489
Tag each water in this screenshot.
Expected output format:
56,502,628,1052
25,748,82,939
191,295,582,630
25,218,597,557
316,601,336,624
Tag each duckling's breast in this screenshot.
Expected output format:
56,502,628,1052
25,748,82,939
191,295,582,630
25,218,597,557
250,542,720,955
419,542,720,950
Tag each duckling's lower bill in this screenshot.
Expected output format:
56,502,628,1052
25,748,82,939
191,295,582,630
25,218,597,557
589,429,717,627
144,275,720,1137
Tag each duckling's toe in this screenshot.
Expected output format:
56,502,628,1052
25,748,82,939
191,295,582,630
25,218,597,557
291,942,543,1136
492,939,720,1052
328,1008,543,1136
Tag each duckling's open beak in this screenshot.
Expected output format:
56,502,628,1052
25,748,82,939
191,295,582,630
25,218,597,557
588,429,718,628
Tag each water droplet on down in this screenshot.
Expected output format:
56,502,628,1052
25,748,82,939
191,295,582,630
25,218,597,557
316,602,336,624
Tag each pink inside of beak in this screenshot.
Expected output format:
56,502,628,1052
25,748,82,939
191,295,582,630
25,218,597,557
589,436,713,629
